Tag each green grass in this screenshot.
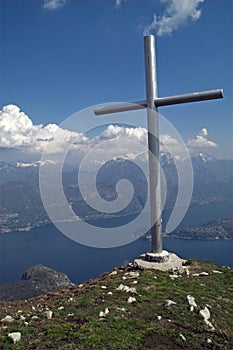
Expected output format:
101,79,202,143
0,260,232,349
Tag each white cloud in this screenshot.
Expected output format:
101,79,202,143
160,134,179,145
0,105,189,163
43,0,66,10
187,128,218,148
115,0,123,9
143,0,204,36
0,105,85,154
100,124,147,142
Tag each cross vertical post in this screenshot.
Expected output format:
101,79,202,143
94,34,223,266
144,35,162,253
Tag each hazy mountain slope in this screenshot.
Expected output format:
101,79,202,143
0,153,232,232
0,265,74,302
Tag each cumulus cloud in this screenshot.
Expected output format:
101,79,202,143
0,105,186,164
100,124,147,142
187,128,218,148
160,134,179,145
43,0,66,10
143,0,204,36
0,105,85,154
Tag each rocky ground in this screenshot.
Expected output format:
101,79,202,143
0,259,232,349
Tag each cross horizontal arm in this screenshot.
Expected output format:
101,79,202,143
94,89,223,116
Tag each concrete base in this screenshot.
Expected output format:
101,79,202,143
145,250,170,263
134,250,186,272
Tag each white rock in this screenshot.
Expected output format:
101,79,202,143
17,310,23,314
31,316,39,320
157,315,162,321
127,271,140,278
104,308,110,315
68,297,73,302
213,270,223,274
154,276,157,279
117,307,126,312
163,300,177,308
101,286,107,289
1,315,14,323
179,333,186,341
109,270,117,276
200,306,210,320
204,319,215,331
132,280,138,284
24,322,29,327
99,311,105,318
32,306,36,311
44,311,53,319
186,295,197,310
58,306,64,310
20,315,26,321
67,313,74,317
200,307,215,330
199,272,209,276
170,275,179,279
122,276,127,280
8,332,21,344
79,284,84,288
116,284,125,291
192,273,200,277
127,296,136,304
117,285,137,293
207,338,212,344
107,292,113,295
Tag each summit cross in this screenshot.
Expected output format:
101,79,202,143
94,35,223,255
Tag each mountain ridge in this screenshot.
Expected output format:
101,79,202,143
0,265,74,302
0,152,232,233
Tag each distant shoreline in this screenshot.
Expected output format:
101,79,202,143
1,201,232,240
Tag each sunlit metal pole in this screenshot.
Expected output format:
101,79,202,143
94,90,223,115
93,34,224,255
144,35,162,253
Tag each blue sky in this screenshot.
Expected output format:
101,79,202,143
0,0,232,160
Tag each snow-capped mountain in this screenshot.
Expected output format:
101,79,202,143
0,152,232,233
0,160,62,185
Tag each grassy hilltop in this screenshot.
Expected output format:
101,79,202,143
0,259,232,350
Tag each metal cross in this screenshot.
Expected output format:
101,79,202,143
94,35,223,254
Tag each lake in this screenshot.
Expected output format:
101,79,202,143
0,201,232,284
